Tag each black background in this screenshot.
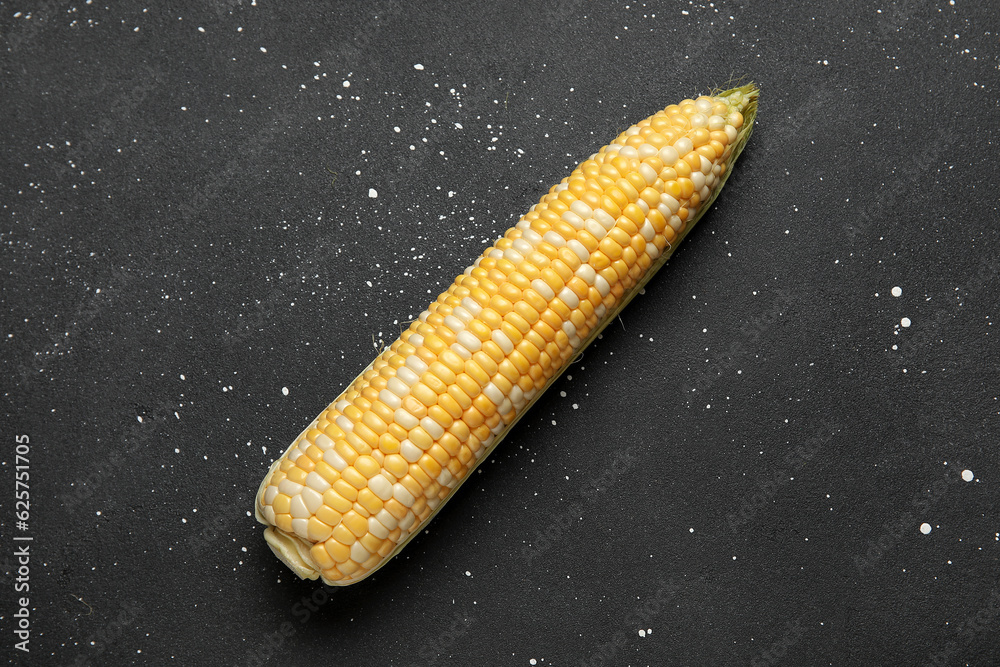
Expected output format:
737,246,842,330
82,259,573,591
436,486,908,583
3,1,999,665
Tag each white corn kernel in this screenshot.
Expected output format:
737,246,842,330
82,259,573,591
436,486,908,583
543,231,567,247
350,542,370,563
659,146,679,166
594,274,611,298
691,171,705,191
562,211,586,229
558,287,580,309
443,315,466,333
450,343,472,360
300,487,323,514
570,200,593,218
567,240,590,263
512,238,533,255
460,296,482,316
637,143,658,158
405,356,428,375
492,329,514,354
264,485,279,505
394,408,419,430
421,416,445,439
483,382,504,405
278,479,303,497
368,474,393,501
660,193,680,213
376,509,398,530
585,218,607,240
314,433,335,451
456,330,483,353
379,388,402,409
393,483,415,506
531,278,555,301
290,494,310,519
323,448,348,471
396,366,420,386
575,264,596,285
593,209,616,230
368,516,390,539
639,163,658,185
522,229,543,245
291,518,310,540
306,472,331,494
397,513,416,531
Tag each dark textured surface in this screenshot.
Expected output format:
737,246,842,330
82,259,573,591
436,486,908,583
3,1,999,665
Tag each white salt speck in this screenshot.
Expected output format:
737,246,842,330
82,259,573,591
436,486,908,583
259,46,267,53
281,387,289,396
368,188,378,198
137,416,143,423
530,660,537,666
639,629,646,637
414,63,425,70
689,528,694,533
465,570,472,577
901,317,911,328
962,469,974,482
920,523,932,535
455,122,463,129
891,286,902,297
342,80,350,88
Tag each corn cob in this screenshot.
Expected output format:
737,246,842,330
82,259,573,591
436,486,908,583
255,83,759,586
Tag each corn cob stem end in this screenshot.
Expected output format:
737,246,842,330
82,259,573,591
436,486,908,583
255,458,322,582
262,527,321,582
